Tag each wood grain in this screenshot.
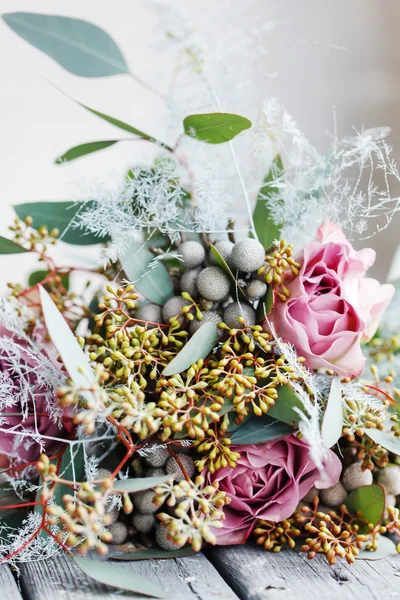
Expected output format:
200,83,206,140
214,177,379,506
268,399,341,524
0,565,23,600
18,552,238,600
207,545,400,600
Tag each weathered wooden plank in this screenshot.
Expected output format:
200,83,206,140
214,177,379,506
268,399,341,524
207,545,400,600
18,552,239,600
0,565,23,600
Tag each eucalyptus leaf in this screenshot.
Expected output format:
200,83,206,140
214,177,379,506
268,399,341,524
0,236,29,254
72,556,165,597
255,284,274,323
267,385,304,426
183,112,252,144
209,242,248,303
117,236,174,304
230,415,294,445
356,535,397,560
28,269,70,291
14,201,110,245
252,155,284,247
345,484,385,529
55,140,119,163
111,546,196,561
367,428,400,456
55,444,85,504
39,286,97,393
163,323,219,376
2,12,129,77
113,474,173,494
321,377,343,448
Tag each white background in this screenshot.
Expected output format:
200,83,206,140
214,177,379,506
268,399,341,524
1,0,399,284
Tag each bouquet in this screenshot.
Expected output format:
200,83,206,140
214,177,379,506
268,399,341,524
2,9,400,596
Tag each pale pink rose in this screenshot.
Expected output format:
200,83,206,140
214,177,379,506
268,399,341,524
268,222,394,378
205,435,341,545
0,324,70,468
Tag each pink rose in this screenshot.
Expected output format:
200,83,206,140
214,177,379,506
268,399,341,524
268,222,394,378
206,434,341,545
0,324,70,468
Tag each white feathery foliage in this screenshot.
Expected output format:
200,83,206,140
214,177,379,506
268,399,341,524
267,322,327,467
0,512,60,562
255,98,400,246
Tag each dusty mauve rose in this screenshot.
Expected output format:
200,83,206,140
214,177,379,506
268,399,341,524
206,434,341,545
268,222,394,378
0,323,68,467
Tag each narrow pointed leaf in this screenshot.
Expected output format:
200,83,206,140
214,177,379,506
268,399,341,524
14,200,110,245
2,12,129,77
55,140,119,163
0,236,29,254
111,546,196,561
230,415,294,444
255,284,274,323
321,377,343,448
345,484,385,529
113,475,173,493
39,286,96,390
184,113,252,144
252,155,284,247
117,236,174,304
72,556,165,597
28,269,70,290
367,428,400,456
163,323,218,376
209,242,248,302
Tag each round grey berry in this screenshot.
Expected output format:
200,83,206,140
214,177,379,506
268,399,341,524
189,311,222,335
145,467,166,478
132,512,156,533
209,240,234,266
246,280,267,300
231,239,265,273
108,521,128,545
180,268,201,297
144,443,169,468
179,240,206,268
105,503,120,524
162,296,191,323
132,489,158,514
166,455,195,482
155,524,185,551
136,303,162,324
223,302,256,329
196,267,230,301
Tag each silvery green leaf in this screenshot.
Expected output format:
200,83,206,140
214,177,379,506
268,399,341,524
321,377,343,448
230,415,294,445
2,12,128,77
0,236,29,254
163,323,218,376
113,474,173,493
356,535,397,560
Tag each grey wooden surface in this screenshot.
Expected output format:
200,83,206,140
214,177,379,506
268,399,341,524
2,546,400,599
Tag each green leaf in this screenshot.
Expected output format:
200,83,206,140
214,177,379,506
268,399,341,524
255,284,274,323
55,140,119,164
252,155,284,247
72,556,165,597
163,323,219,376
39,286,97,395
321,377,343,448
366,428,400,456
209,242,248,303
267,385,305,426
57,92,173,152
113,474,173,494
14,200,109,245
55,444,85,504
183,113,252,144
111,546,196,561
345,485,385,529
28,269,70,291
0,236,29,254
230,415,294,445
117,237,174,304
356,536,398,561
2,12,128,77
